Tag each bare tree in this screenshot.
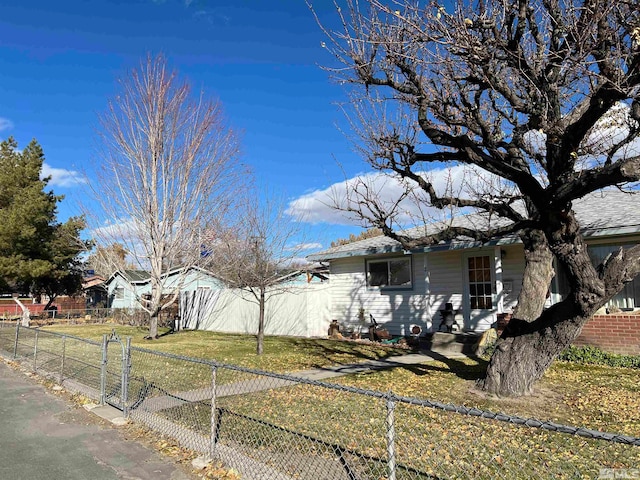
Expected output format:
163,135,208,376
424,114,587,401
213,193,309,355
331,227,383,247
314,0,640,395
91,54,244,339
85,243,134,279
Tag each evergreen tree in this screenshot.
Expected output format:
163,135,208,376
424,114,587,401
0,137,88,303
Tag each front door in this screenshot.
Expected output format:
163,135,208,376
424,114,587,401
463,253,496,331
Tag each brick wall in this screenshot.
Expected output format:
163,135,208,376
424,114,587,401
573,314,640,355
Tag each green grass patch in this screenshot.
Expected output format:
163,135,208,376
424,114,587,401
42,324,408,373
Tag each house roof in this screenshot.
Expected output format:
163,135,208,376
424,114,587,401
82,275,106,290
307,190,640,261
274,263,330,284
105,265,219,286
121,270,152,283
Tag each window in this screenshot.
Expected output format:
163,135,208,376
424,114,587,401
366,257,412,288
588,244,640,309
468,255,493,310
114,287,125,300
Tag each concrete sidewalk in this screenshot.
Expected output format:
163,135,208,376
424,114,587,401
142,350,470,409
0,360,195,480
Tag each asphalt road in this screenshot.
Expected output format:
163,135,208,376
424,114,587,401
0,360,194,480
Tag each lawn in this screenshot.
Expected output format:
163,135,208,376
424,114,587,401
38,324,640,479
42,324,409,373
42,324,640,434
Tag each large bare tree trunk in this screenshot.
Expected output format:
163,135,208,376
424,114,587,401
148,311,159,339
479,229,555,395
479,213,640,396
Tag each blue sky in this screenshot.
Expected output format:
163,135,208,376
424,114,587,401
0,0,375,252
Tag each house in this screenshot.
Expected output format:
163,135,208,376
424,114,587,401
106,266,222,310
307,190,640,342
82,274,108,308
273,263,330,286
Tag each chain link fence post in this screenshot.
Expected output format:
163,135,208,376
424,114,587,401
60,335,66,384
33,329,39,371
13,320,20,358
209,364,217,460
100,334,108,405
122,337,131,418
386,391,397,480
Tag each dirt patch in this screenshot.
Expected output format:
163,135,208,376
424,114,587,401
466,384,563,414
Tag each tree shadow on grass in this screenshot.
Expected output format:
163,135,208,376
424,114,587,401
287,337,409,368
286,338,489,382
401,351,489,381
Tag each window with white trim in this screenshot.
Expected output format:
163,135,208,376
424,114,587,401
467,255,493,310
366,257,412,288
114,287,125,300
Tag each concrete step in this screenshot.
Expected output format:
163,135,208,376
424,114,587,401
420,332,480,355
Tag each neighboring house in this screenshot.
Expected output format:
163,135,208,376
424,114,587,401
82,275,108,308
307,190,640,338
106,267,222,309
275,263,330,286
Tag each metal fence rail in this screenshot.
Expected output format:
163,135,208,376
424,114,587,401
0,321,638,480
1,307,176,328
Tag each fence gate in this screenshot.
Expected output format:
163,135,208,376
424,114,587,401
100,330,131,417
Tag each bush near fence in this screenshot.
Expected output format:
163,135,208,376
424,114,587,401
0,321,638,480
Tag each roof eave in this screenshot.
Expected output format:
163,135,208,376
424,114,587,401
307,226,640,261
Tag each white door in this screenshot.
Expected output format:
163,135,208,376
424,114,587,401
463,253,496,331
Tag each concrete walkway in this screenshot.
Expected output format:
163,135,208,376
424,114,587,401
291,351,466,380
0,360,195,480
140,350,468,412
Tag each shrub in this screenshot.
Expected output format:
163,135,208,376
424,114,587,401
557,345,640,368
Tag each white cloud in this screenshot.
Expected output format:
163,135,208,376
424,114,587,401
287,165,503,227
286,242,323,251
90,217,140,242
41,163,86,187
0,117,14,132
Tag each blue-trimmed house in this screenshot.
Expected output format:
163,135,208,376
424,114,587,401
106,266,221,310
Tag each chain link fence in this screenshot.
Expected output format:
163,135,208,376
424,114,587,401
0,321,638,479
2,307,176,328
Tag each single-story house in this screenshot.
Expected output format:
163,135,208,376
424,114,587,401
274,263,330,286
83,274,108,308
307,190,640,340
106,266,222,310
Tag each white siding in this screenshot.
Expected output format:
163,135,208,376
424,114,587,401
329,253,430,336
425,250,465,328
329,244,527,334
499,244,525,311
